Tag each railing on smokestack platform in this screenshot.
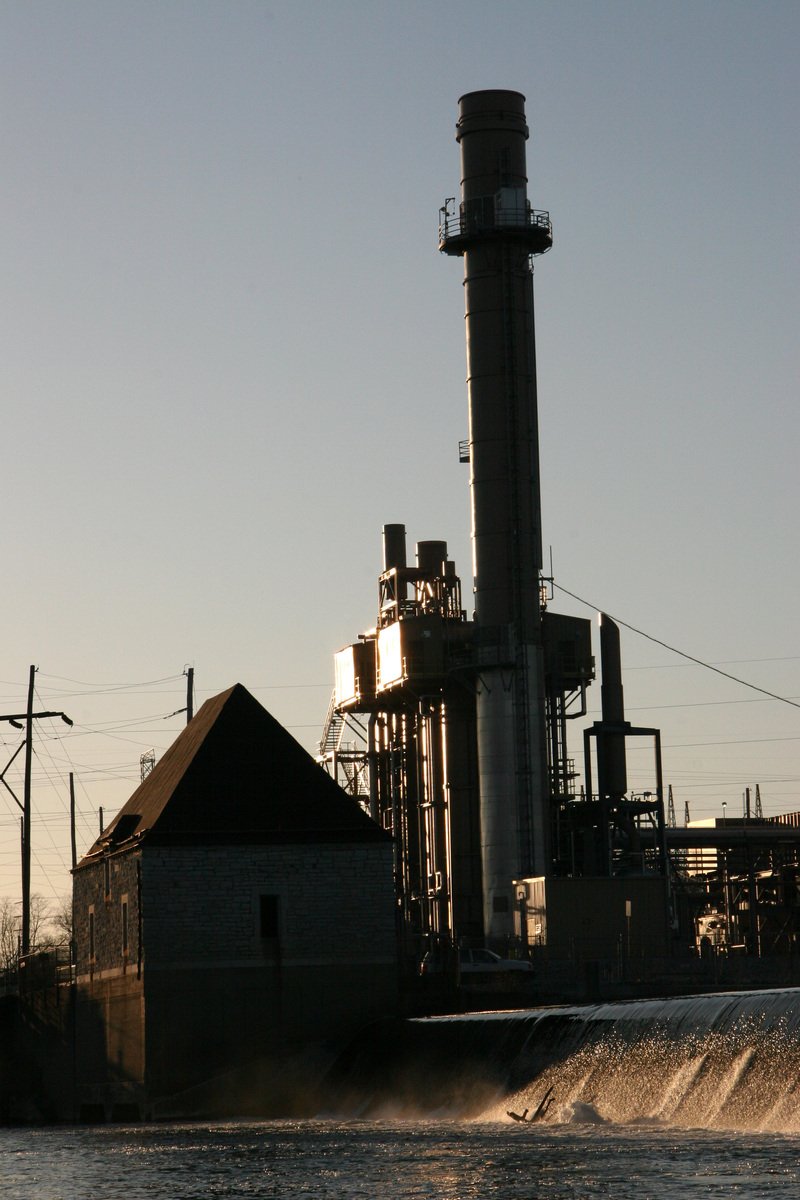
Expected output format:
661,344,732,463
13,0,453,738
438,197,553,249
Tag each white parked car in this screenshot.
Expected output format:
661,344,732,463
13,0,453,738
459,948,533,973
420,947,532,975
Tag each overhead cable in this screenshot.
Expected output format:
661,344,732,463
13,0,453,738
553,582,800,711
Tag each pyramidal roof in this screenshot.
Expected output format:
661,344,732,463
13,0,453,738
78,684,387,864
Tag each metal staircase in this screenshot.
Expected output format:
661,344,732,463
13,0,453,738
318,691,371,805
318,689,346,760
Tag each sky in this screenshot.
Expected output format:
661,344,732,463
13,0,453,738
0,0,797,912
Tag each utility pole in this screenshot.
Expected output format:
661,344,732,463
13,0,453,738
69,773,77,871
0,666,73,956
167,667,195,725
22,665,35,959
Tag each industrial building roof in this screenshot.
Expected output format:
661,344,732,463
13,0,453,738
77,683,388,864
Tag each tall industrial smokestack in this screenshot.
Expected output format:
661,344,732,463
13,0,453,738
440,90,552,939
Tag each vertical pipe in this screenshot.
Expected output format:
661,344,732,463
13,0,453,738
382,523,407,573
444,684,482,941
424,699,452,939
383,524,408,605
438,701,454,939
598,613,627,799
367,713,379,823
69,772,77,871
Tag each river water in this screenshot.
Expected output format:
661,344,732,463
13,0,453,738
8,990,800,1197
2,1119,799,1199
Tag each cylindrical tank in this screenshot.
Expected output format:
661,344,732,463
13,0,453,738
441,90,551,941
416,540,448,577
383,523,408,604
382,523,407,573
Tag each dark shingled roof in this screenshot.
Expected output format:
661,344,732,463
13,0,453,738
77,683,387,864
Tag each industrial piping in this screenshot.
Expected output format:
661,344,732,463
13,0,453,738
440,90,553,940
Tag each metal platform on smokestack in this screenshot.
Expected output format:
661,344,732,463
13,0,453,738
438,91,552,257
438,200,552,257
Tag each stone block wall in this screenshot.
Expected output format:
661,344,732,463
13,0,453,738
73,850,141,980
141,842,397,968
71,838,399,1112
139,841,399,1101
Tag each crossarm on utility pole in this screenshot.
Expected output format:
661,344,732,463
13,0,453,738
0,740,26,810
2,666,74,957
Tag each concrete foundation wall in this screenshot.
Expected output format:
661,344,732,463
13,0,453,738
75,975,144,1085
144,960,396,1111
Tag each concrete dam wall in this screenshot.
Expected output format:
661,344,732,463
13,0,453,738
324,989,800,1131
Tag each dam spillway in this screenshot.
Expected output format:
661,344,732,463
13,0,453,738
325,988,800,1131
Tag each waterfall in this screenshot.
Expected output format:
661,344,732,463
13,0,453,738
324,989,800,1130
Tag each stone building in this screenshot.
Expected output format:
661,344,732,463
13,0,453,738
72,683,397,1119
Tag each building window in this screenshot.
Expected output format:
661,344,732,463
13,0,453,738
259,894,280,940
121,897,129,957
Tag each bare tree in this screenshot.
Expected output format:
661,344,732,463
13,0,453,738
28,894,54,953
0,895,71,969
48,895,73,949
0,898,20,971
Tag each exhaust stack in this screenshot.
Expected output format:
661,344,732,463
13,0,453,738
440,90,552,939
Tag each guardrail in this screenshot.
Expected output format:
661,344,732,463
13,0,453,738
439,207,552,245
18,947,75,992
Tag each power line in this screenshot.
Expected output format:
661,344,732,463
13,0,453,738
665,735,800,750
35,672,185,693
626,655,800,672
553,583,800,711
